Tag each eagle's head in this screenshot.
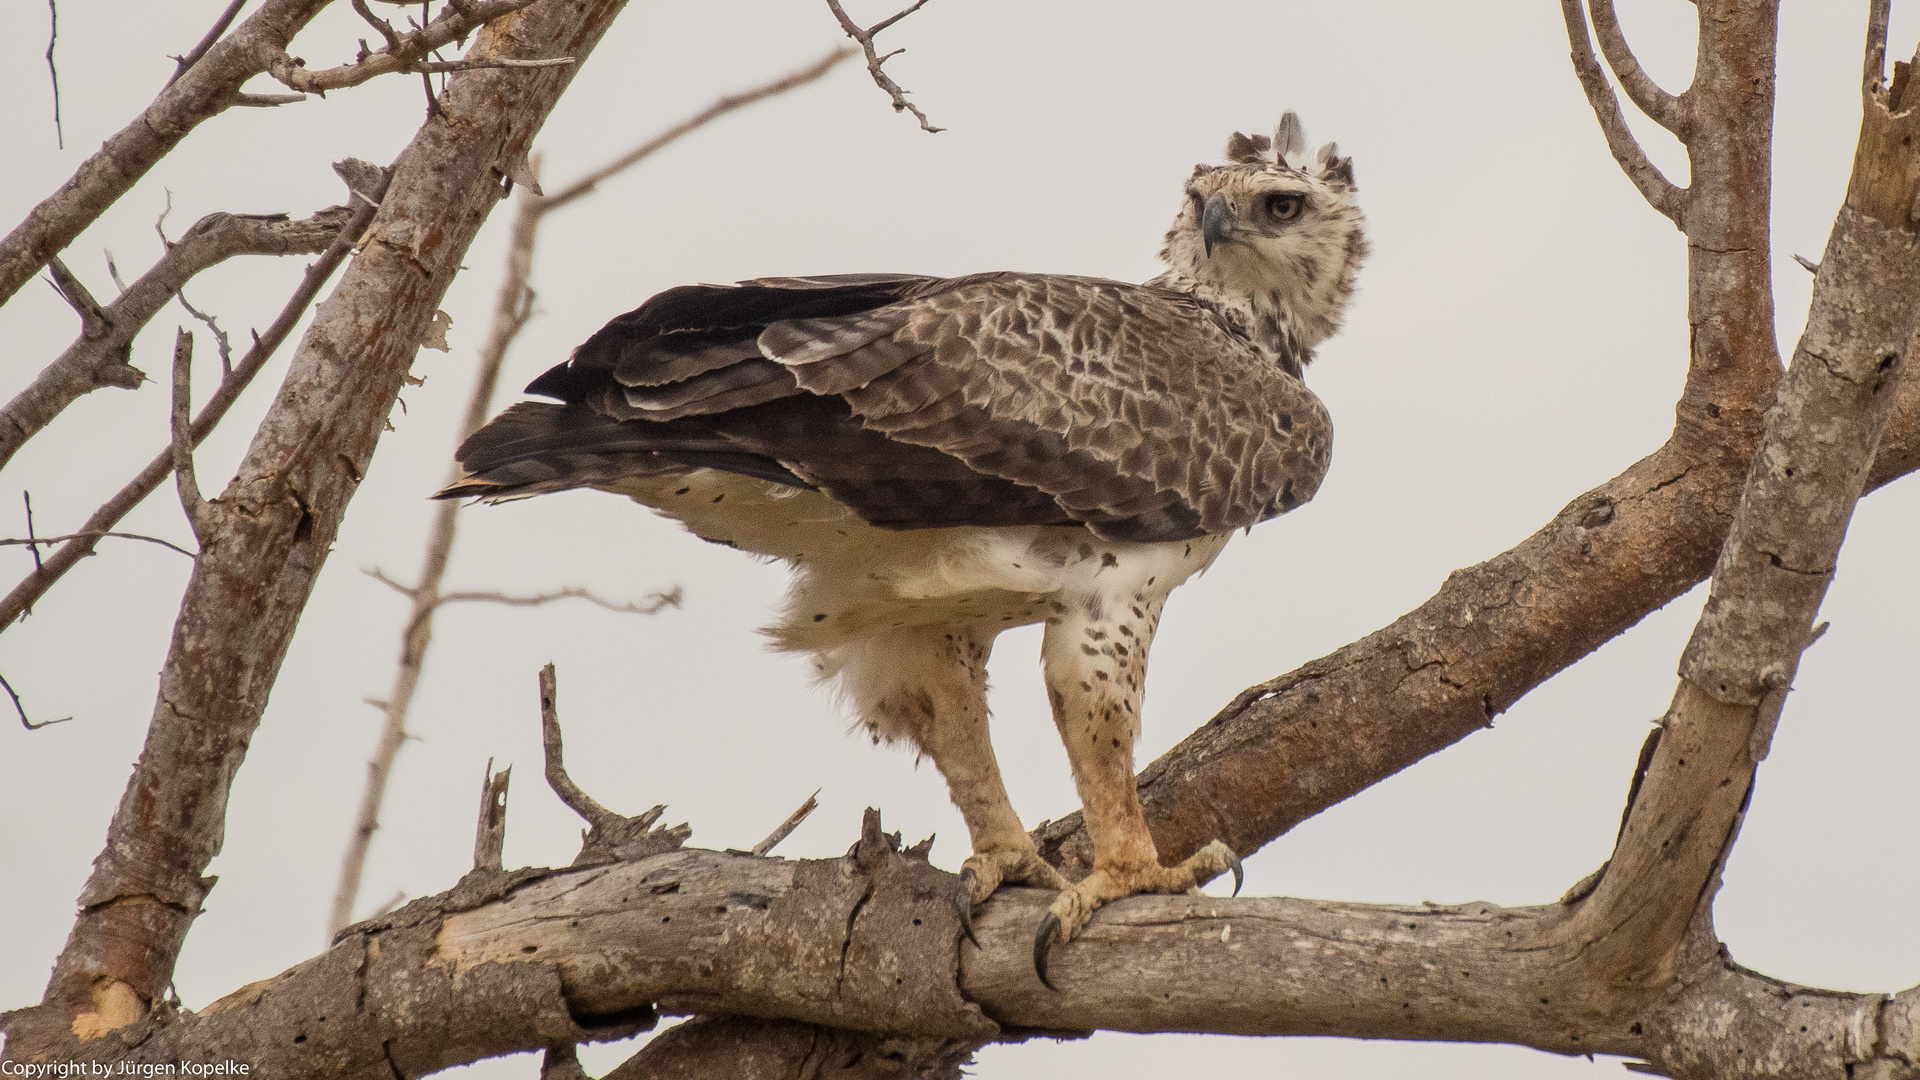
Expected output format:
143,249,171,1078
1155,112,1367,358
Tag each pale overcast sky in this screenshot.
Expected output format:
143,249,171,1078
2,2,1916,1077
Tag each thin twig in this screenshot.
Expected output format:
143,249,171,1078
45,0,62,149
175,288,234,374
823,0,942,133
0,531,196,560
1866,0,1893,100
167,0,250,87
441,584,682,614
409,56,574,75
541,46,855,212
1559,0,1687,226
170,329,210,544
0,167,388,633
539,664,616,829
752,788,822,856
1588,0,1688,134
231,91,308,107
22,494,44,574
2,670,71,730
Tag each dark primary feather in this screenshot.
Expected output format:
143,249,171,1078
448,272,1331,543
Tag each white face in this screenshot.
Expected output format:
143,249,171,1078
1161,157,1368,350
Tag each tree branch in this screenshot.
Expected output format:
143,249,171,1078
0,205,353,472
1559,0,1688,226
262,0,546,94
0,175,383,634
0,0,629,1050
168,330,212,546
1589,0,1688,134
0,0,336,311
166,0,251,88
823,0,942,133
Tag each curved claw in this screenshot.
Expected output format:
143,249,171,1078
1033,912,1061,991
1224,846,1244,897
956,868,979,949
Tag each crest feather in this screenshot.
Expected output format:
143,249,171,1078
1273,112,1307,167
1224,131,1272,164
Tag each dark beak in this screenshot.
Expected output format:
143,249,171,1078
1201,194,1232,257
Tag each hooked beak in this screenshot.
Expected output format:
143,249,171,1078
1201,194,1233,257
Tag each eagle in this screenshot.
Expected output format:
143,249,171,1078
441,112,1366,985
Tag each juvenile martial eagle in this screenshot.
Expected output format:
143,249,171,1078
442,113,1366,984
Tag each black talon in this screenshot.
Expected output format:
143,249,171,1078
1033,913,1061,991
1224,846,1244,897
956,868,979,949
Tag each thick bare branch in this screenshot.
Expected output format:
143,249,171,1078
0,205,352,472
0,0,336,311
0,187,380,633
263,0,544,93
20,843,1919,1078
823,0,942,133
1559,0,1687,225
0,0,628,1053
1589,0,1688,134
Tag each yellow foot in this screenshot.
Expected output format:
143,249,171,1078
954,846,1071,948
1032,839,1242,990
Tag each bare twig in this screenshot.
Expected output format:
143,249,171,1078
751,788,821,856
2,670,71,730
0,532,195,559
538,664,616,829
230,91,307,107
175,288,234,374
823,0,941,133
23,492,44,574
1588,0,1688,134
1559,0,1688,226
2,205,355,475
540,46,854,212
444,583,681,613
167,0,250,87
263,0,545,94
45,0,62,149
473,760,510,871
44,256,110,339
169,329,210,544
368,889,407,918
0,175,384,633
1793,253,1820,274
409,55,574,75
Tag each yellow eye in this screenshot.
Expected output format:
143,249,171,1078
1264,193,1305,221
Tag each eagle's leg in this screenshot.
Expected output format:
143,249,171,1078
835,626,1069,935
1034,583,1240,983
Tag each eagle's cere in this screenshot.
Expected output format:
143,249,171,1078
441,111,1367,984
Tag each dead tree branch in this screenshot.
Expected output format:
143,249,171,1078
824,0,942,133
0,533,195,559
0,172,384,633
1,670,71,730
263,0,545,94
0,0,629,1052
752,789,821,856
167,0,251,87
474,762,511,871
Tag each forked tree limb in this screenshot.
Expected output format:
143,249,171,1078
1589,0,1690,134
262,0,545,94
0,172,385,633
0,0,630,1057
1559,0,1689,225
0,205,355,472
